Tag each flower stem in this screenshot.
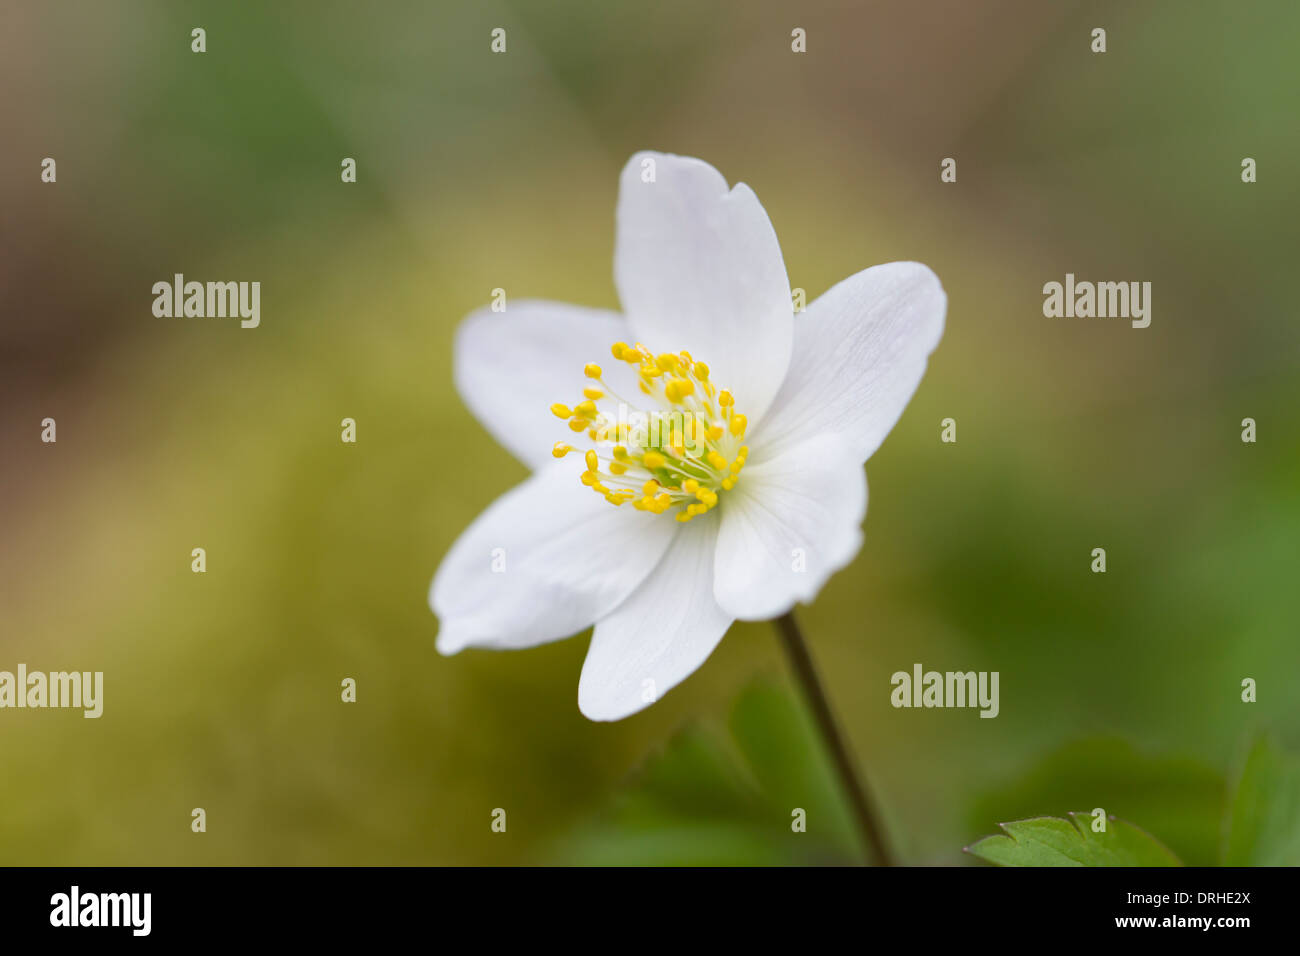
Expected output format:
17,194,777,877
773,610,895,866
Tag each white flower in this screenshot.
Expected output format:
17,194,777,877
431,152,946,721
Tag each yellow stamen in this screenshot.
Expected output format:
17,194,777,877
664,379,696,403
550,342,752,516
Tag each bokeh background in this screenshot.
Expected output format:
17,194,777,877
1,0,1296,865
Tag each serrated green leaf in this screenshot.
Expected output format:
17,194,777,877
967,738,1224,865
967,812,1181,866
1224,736,1300,865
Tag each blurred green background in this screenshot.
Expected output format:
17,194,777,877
1,0,1296,865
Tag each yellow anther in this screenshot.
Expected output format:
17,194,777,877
682,479,700,494
694,361,710,381
729,413,747,437
675,512,693,523
613,446,629,461
609,463,628,475
665,379,696,402
655,353,677,372
584,363,603,379
580,471,600,487
642,479,660,496
719,390,734,407
707,425,724,441
707,451,727,470
611,343,628,360
574,400,597,418
583,387,603,400
585,450,599,472
568,418,588,432
550,403,573,419
552,442,575,458
721,477,736,490
738,445,749,458
643,451,666,470
653,493,672,510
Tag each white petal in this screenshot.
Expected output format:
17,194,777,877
432,463,677,654
454,300,639,469
614,152,793,425
713,434,867,621
752,262,945,465
578,515,732,721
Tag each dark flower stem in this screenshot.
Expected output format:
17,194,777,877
774,610,895,866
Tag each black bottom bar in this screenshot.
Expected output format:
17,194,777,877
0,865,1281,942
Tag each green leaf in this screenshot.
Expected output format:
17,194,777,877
967,812,1181,866
1224,736,1300,865
728,682,863,858
553,681,863,865
966,738,1224,865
